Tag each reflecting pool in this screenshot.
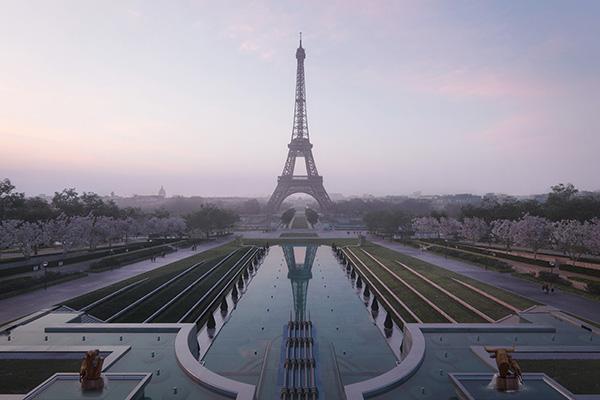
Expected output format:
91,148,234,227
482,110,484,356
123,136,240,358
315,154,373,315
202,244,399,399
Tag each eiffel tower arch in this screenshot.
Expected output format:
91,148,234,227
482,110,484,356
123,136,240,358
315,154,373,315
266,36,333,214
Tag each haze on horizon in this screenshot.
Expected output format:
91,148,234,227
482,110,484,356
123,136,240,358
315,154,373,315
1,1,599,198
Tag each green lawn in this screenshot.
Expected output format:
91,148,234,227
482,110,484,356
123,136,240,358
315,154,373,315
352,248,484,323
0,359,81,394
518,359,600,394
291,215,309,229
116,249,249,323
356,243,536,321
244,238,358,246
63,242,239,311
279,232,319,238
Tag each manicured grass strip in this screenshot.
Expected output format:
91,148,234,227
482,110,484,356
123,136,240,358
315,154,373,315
517,359,600,394
364,242,536,313
143,250,241,322
115,250,244,323
354,249,458,323
451,278,521,314
79,278,149,311
189,248,260,327
349,247,448,323
180,247,257,324
78,242,239,319
365,246,510,322
291,215,309,229
390,258,495,322
0,359,81,394
153,247,255,323
279,232,319,238
106,261,205,322
245,238,358,246
0,272,87,300
343,248,417,324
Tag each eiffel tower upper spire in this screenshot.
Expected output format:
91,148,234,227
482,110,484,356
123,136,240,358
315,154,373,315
292,32,309,141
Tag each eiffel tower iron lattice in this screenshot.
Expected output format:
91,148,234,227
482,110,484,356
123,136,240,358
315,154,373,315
266,35,333,214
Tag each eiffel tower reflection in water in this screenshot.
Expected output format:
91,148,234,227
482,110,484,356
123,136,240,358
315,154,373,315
280,244,319,399
281,244,318,321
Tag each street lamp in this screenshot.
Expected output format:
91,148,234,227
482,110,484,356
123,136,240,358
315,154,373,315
42,261,49,290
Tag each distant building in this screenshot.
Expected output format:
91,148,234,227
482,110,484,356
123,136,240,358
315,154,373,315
158,186,166,198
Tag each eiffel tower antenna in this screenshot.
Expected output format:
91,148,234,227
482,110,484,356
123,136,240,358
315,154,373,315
266,37,333,214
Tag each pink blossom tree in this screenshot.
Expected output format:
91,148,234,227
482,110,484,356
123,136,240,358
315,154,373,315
412,217,440,238
0,219,19,259
583,218,600,255
512,215,553,258
439,217,462,241
552,219,587,260
460,217,489,243
12,221,43,258
491,219,516,250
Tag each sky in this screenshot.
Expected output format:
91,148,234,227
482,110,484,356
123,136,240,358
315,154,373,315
1,0,599,198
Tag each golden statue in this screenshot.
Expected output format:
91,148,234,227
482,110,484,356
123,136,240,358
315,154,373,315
484,346,522,391
80,349,104,391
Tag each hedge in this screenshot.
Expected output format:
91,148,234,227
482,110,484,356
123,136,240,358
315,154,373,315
89,244,177,271
456,243,552,268
586,282,600,295
426,245,513,272
538,271,572,286
0,271,87,300
0,240,180,278
559,264,600,278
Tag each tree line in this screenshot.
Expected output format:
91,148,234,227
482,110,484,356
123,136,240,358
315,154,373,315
0,179,238,258
411,215,600,260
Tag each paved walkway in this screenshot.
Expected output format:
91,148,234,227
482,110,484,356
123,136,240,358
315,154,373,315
370,237,600,324
0,237,234,325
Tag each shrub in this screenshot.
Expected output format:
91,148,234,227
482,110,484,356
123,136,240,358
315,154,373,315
586,281,600,295
538,271,572,286
426,245,513,272
90,244,176,271
559,264,600,278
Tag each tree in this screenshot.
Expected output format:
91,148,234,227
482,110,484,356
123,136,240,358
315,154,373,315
552,220,588,260
305,208,319,225
0,178,25,220
512,215,553,258
412,216,440,238
364,209,410,237
0,219,19,259
12,221,43,258
583,218,600,256
461,217,489,243
491,219,516,250
281,209,296,226
439,217,462,240
186,206,237,238
52,189,83,217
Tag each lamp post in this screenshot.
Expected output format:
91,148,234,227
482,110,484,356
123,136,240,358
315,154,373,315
42,261,49,290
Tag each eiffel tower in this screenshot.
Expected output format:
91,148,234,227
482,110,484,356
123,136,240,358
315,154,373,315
266,35,333,214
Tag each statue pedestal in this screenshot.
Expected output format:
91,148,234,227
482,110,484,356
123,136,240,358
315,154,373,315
496,376,520,391
81,378,104,391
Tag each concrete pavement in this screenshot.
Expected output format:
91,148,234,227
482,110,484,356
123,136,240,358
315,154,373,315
370,237,600,324
0,237,234,325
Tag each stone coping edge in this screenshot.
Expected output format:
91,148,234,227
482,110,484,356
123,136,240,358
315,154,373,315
0,307,60,333
448,372,577,400
22,372,152,400
0,345,131,371
344,323,425,399
175,324,256,400
42,323,256,400
344,323,557,400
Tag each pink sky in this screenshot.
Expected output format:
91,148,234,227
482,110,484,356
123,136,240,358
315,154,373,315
1,1,599,197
